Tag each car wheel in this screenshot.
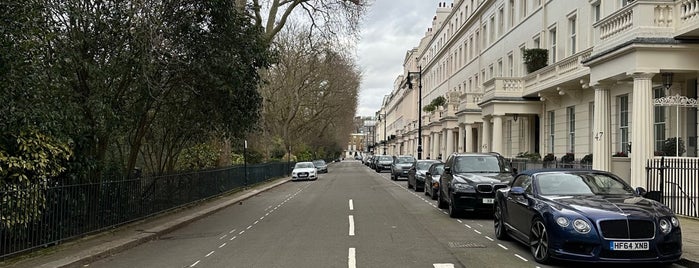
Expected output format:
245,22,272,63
494,205,509,240
437,187,448,209
530,218,551,264
415,182,423,192
448,194,460,218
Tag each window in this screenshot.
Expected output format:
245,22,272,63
533,36,540,48
490,16,496,42
567,106,576,153
507,53,514,76
489,65,494,79
498,7,505,36
654,88,666,151
549,27,557,63
619,95,630,154
521,0,528,18
592,2,601,22
482,24,488,47
622,0,635,7
519,45,526,75
509,0,515,28
549,111,555,153
569,15,577,55
497,59,503,77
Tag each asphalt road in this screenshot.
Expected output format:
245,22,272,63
87,160,687,268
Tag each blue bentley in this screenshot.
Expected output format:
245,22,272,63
494,169,682,264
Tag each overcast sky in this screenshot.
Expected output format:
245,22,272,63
355,0,439,117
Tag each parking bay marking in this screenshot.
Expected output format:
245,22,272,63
349,215,355,236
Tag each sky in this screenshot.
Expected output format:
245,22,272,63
355,0,439,117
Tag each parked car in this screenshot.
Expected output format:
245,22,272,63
494,169,682,264
407,159,441,191
424,162,444,200
291,162,318,181
312,159,328,173
438,153,514,218
374,155,393,173
390,155,416,180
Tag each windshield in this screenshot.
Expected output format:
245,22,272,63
536,173,635,196
396,156,415,164
379,156,392,161
294,162,315,169
416,161,438,170
453,156,503,173
312,160,326,166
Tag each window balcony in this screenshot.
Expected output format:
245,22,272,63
523,48,592,96
481,77,524,102
593,0,699,54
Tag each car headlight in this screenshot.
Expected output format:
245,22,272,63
659,218,672,234
453,183,475,193
555,217,570,227
572,219,591,234
670,216,679,227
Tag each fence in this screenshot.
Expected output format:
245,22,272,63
508,158,593,173
0,162,292,259
646,157,699,218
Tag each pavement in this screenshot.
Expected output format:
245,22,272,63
1,171,698,268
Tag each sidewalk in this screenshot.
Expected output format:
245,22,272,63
0,177,290,268
1,175,698,267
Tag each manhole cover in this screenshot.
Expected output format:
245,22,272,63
448,241,486,248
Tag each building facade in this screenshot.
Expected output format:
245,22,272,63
379,0,699,187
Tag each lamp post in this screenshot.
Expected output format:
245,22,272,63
407,66,423,160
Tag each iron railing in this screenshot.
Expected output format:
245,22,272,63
646,157,699,218
0,162,293,259
509,158,593,173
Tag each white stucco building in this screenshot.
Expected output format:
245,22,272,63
377,0,699,188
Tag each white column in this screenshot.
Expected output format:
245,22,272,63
482,117,491,152
446,128,455,158
492,115,504,153
593,84,612,171
432,132,439,160
630,73,656,188
464,123,473,152
458,124,465,153
423,134,430,159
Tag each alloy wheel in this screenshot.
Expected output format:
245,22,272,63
530,219,550,264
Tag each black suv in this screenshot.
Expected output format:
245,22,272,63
390,155,416,180
438,153,514,218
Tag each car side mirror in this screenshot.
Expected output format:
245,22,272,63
510,187,525,196
635,187,647,196
444,166,451,174
511,168,518,176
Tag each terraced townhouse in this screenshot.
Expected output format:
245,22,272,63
374,0,699,188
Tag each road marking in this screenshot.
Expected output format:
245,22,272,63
205,251,214,257
239,230,245,235
189,260,200,267
219,235,227,240
349,215,355,236
433,264,454,268
484,236,494,241
349,199,354,211
228,229,236,234
230,236,237,241
348,248,356,268
456,219,462,223
464,224,472,229
219,243,227,248
260,216,265,220
514,254,528,262
473,229,482,234
498,243,508,250
247,225,252,229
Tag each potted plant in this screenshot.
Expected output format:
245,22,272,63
522,48,549,73
580,154,593,165
612,151,628,157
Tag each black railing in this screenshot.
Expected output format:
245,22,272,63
509,158,592,173
646,157,699,218
0,162,293,259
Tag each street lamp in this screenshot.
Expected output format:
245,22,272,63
377,113,387,155
406,65,423,160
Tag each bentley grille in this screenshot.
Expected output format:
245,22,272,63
598,220,655,239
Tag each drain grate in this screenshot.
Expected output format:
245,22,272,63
448,241,487,248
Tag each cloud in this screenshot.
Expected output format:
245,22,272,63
356,1,438,117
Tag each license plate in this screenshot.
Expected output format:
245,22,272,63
610,241,649,251
482,198,494,204
299,174,308,177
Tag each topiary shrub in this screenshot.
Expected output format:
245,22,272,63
561,153,575,163
523,48,549,73
662,137,686,156
580,154,593,165
543,153,555,162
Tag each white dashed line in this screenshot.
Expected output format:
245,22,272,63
456,219,463,223
464,224,472,229
348,248,356,268
189,260,200,267
254,220,259,225
205,251,214,257
239,230,245,235
229,236,237,241
514,254,528,262
433,264,455,268
348,215,355,236
246,225,252,230
498,243,508,250
484,236,494,241
473,229,482,234
218,243,226,248
228,229,236,234
349,199,354,211
219,235,227,240
260,216,265,220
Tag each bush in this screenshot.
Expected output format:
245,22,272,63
523,48,549,73
561,153,575,163
516,151,541,161
543,153,555,162
613,151,627,157
580,154,593,164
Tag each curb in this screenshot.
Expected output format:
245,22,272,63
37,178,290,268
